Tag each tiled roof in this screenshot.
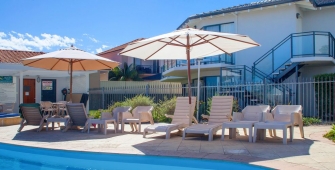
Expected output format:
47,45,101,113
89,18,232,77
177,0,302,29
310,0,335,7
97,38,145,56
0,49,44,63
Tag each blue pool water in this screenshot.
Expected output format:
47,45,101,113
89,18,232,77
0,143,270,170
0,113,19,118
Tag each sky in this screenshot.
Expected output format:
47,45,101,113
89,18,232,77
0,0,254,54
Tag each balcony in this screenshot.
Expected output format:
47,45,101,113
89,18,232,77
161,53,235,75
253,31,335,81
136,65,159,74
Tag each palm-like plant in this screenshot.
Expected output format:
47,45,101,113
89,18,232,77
108,62,142,81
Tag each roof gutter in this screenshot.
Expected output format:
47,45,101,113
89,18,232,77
177,0,303,29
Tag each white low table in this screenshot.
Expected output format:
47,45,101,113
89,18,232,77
87,119,116,135
46,116,70,131
222,121,258,142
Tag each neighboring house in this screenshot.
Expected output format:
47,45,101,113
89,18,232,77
161,0,335,86
97,38,162,81
0,49,91,113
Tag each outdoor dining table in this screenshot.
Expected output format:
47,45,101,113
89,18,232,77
52,103,65,116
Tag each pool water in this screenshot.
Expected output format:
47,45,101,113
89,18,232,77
0,143,270,170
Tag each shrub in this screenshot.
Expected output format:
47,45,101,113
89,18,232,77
323,124,335,142
89,110,101,119
152,96,176,123
108,94,156,113
303,117,322,126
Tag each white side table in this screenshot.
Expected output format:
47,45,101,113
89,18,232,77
87,119,116,135
47,116,70,131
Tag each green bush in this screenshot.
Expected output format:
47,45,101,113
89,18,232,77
314,73,335,121
108,94,156,112
152,96,176,123
303,117,322,126
89,110,101,119
323,124,335,142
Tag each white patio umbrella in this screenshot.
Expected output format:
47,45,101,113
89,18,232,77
22,46,120,101
120,28,260,123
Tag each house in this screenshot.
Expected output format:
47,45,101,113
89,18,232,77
161,0,335,85
0,49,91,113
97,38,162,81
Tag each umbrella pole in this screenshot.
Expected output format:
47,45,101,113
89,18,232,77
70,60,73,102
186,34,192,125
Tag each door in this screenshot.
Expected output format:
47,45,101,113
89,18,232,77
23,79,36,103
41,79,56,102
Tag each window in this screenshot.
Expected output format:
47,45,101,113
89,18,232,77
202,22,235,65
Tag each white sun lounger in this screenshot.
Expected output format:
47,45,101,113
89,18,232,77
183,96,233,141
143,97,196,139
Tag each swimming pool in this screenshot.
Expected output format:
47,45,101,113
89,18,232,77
0,143,269,170
0,113,19,118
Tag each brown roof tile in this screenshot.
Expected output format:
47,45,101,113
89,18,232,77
97,38,145,56
0,49,44,63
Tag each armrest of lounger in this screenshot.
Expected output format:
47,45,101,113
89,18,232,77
263,112,274,122
165,114,173,119
232,112,243,122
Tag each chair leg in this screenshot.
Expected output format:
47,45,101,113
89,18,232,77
88,123,91,134
273,129,277,137
243,128,247,136
283,128,287,145
104,123,107,135
17,119,25,132
290,126,294,142
221,127,225,141
121,121,125,133
268,129,273,136
143,129,147,138
182,130,186,140
114,122,117,134
253,127,258,143
299,124,304,138
138,122,141,133
248,127,253,143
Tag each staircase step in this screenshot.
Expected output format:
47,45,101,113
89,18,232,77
285,63,292,67
272,72,279,75
279,68,285,71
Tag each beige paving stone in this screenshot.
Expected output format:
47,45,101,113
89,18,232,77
319,163,335,170
0,124,334,170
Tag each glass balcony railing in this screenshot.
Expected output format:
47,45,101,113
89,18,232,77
161,53,235,73
253,31,335,79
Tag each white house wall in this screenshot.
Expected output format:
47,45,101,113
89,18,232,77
302,7,335,36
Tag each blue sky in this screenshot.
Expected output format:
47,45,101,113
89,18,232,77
0,0,254,54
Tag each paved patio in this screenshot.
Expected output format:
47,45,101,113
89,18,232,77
0,124,334,170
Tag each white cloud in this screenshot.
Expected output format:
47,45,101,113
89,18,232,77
82,33,99,43
102,45,108,49
89,37,98,43
0,31,76,51
0,32,6,38
96,48,103,53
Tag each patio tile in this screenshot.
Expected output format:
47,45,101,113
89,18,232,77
1,124,335,170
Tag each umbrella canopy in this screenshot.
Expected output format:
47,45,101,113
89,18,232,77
22,46,120,101
120,28,260,124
